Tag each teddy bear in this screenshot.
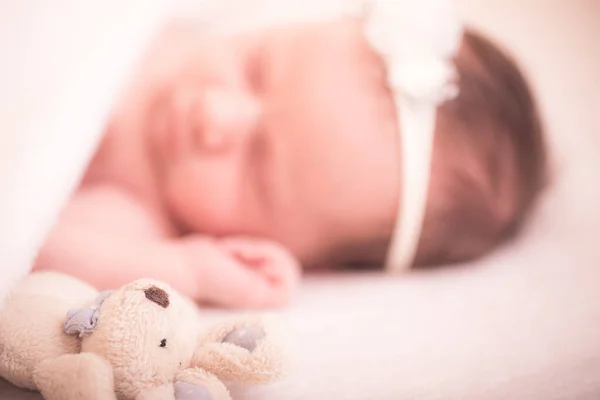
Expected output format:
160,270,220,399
0,271,284,400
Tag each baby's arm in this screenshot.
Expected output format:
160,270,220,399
34,186,300,308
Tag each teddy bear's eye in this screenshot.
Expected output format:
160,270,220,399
159,339,167,348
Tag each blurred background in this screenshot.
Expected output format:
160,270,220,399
0,1,599,399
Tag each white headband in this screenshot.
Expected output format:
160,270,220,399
360,0,463,272
173,0,462,272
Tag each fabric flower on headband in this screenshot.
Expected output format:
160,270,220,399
357,0,462,103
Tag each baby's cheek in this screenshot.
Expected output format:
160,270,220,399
163,162,241,234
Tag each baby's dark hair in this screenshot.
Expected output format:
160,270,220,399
338,28,547,269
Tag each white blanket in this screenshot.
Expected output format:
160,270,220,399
1,1,599,399
0,0,171,303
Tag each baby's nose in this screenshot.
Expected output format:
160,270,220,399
190,88,260,153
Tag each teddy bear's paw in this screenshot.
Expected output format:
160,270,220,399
136,384,176,400
192,317,285,385
176,368,231,400
174,382,212,400
221,325,266,352
34,353,116,400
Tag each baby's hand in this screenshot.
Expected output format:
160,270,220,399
180,236,301,308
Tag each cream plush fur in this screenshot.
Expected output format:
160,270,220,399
0,272,284,400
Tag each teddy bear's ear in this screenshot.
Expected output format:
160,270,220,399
64,307,99,337
63,290,115,337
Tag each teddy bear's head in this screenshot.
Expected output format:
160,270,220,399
77,279,200,399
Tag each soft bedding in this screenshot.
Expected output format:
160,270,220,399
1,1,599,399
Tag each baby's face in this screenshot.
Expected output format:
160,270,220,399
130,20,401,265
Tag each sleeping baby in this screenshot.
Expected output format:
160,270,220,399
34,0,547,308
